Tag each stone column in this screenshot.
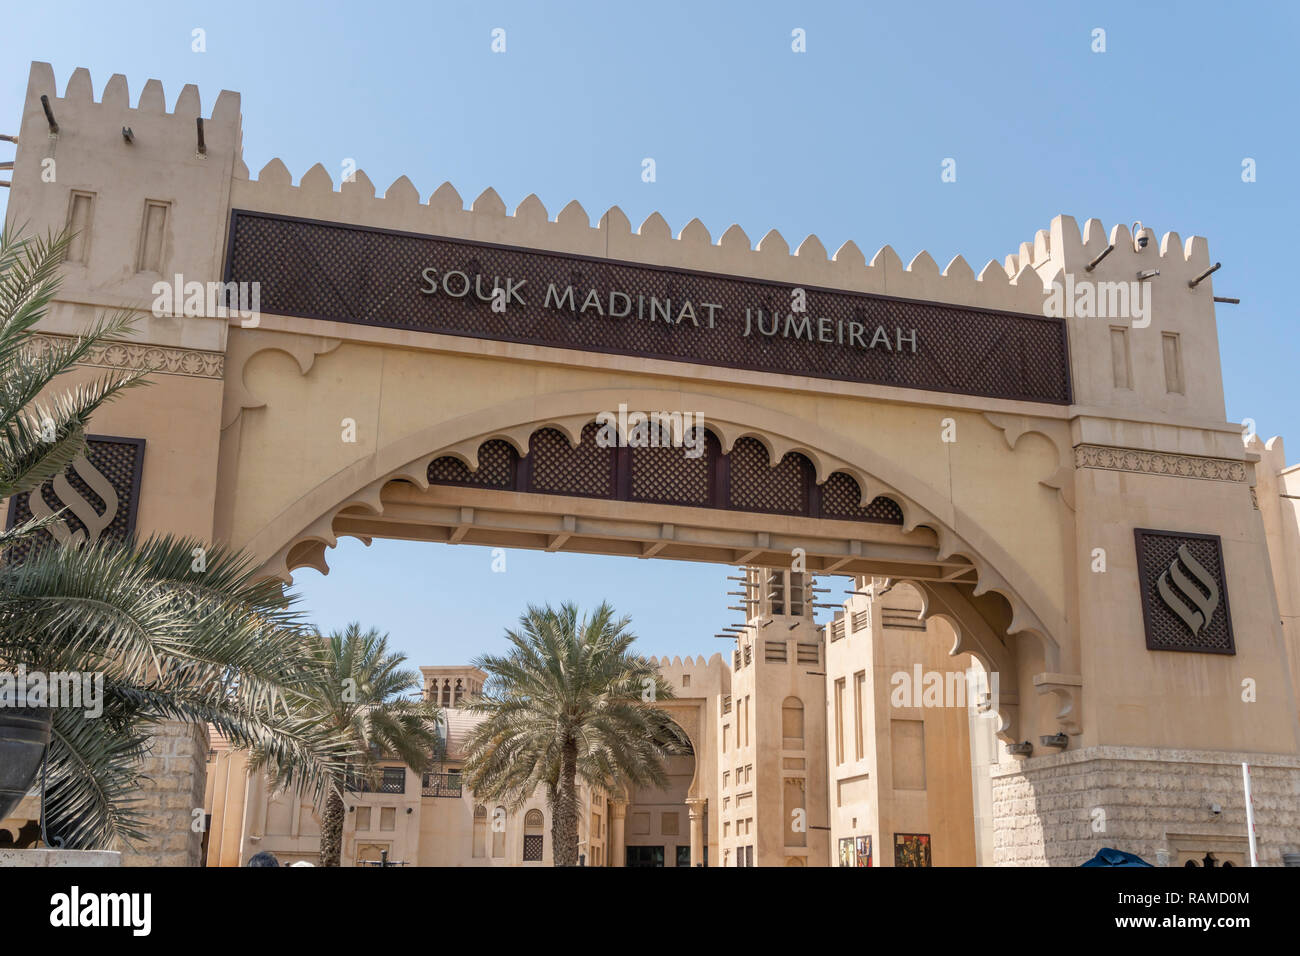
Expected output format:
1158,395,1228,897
610,800,627,867
122,720,208,867
686,797,706,867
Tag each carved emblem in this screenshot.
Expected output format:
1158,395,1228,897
1156,544,1220,636
1134,529,1235,655
28,452,119,545
4,436,144,561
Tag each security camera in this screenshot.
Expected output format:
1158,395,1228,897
1210,803,1222,815
1130,220,1154,251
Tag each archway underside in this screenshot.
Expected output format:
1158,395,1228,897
262,411,1064,746
314,483,980,584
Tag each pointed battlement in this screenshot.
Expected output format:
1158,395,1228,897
32,61,240,120
10,63,1223,337
18,61,241,160
229,154,1060,315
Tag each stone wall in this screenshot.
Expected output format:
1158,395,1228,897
991,745,1300,866
122,721,209,867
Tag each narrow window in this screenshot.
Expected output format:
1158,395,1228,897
1110,326,1132,389
834,678,846,764
782,697,804,748
472,806,486,858
854,670,866,760
491,806,506,858
1162,333,1184,394
65,191,95,264
136,200,169,273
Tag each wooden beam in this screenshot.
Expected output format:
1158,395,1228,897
640,523,674,558
547,515,577,552
448,507,474,544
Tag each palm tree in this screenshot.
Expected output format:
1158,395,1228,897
0,227,342,849
256,623,443,867
460,602,689,866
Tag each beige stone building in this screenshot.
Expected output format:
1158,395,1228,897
4,60,1300,865
202,572,989,867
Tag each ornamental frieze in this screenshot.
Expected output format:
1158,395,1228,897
27,333,225,380
1074,444,1247,483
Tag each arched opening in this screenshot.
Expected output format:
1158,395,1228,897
471,805,486,859
523,809,544,862
782,697,804,749
241,396,1064,868
491,806,506,859
623,722,698,868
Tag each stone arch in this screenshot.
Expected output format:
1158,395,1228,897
885,577,1022,744
238,388,1064,673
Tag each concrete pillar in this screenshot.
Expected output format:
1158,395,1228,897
610,800,627,867
687,797,706,867
120,720,208,867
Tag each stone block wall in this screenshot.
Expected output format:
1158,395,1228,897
122,721,209,867
990,746,1300,866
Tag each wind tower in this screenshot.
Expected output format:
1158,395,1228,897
717,566,830,866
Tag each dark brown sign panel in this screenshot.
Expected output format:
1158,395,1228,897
224,210,1072,405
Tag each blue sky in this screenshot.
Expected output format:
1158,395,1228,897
3,1,1296,666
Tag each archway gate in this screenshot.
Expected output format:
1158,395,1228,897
9,62,1299,866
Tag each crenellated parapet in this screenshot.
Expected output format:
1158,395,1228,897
650,653,729,699
229,156,1049,317
8,63,243,353
11,63,1230,434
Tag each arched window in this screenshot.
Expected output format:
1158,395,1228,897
472,805,486,859
440,681,451,707
453,679,464,706
491,806,506,859
523,809,544,862
782,696,804,747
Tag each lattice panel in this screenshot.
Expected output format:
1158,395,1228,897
727,439,809,514
421,423,907,527
226,211,1072,404
522,835,544,862
1134,529,1235,654
528,423,614,498
5,436,144,562
821,472,904,524
427,439,516,488
629,430,712,506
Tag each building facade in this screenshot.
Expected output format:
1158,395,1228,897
3,61,1300,865
202,573,995,867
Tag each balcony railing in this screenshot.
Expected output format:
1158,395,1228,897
345,767,407,794
422,772,463,798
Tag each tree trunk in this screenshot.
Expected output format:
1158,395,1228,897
552,738,580,866
320,786,344,867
